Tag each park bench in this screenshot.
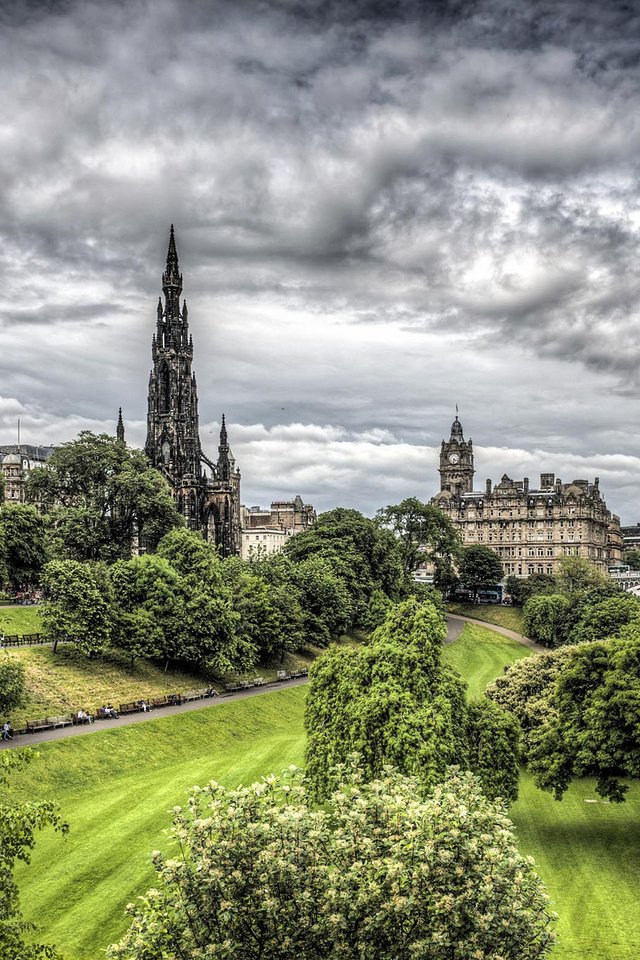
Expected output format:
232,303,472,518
48,715,73,728
72,711,93,725
181,689,206,702
289,668,309,679
276,670,290,682
224,681,243,692
119,702,144,715
0,635,20,647
252,677,267,686
26,718,54,732
150,694,180,709
94,707,119,720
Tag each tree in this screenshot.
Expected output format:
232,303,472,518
526,632,640,802
555,556,609,596
523,594,573,647
290,555,352,645
26,432,182,562
108,765,555,960
304,597,519,803
376,497,462,580
285,508,405,626
624,548,640,570
505,573,557,606
0,505,47,589
0,750,68,960
0,655,26,715
458,545,503,598
569,593,640,644
41,560,112,655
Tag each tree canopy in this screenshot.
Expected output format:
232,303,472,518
376,497,462,583
285,508,406,625
108,765,554,960
458,545,503,596
0,504,47,589
304,597,519,803
26,432,183,562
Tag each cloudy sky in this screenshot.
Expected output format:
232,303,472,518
2,0,640,520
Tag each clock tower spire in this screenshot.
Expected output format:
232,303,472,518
439,413,475,494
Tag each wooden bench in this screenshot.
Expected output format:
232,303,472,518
150,694,180,709
48,715,73,728
72,711,93,725
94,707,118,720
276,670,290,682
289,669,308,679
119,701,144,715
27,718,55,732
181,689,205,702
252,677,267,686
224,682,243,692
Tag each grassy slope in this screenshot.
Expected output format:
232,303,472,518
444,623,640,960
11,686,307,960
0,605,42,635
11,623,640,960
443,622,530,699
4,646,212,728
447,602,525,634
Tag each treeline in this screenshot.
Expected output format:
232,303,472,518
40,510,424,673
514,557,640,648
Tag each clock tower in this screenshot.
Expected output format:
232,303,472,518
439,414,475,494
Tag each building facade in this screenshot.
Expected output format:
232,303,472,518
241,496,316,534
142,226,242,556
1,445,55,504
241,526,289,561
432,416,622,576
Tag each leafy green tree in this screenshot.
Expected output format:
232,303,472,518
108,765,555,960
624,548,640,570
41,560,112,655
486,647,575,761
290,555,352,645
285,508,405,625
555,556,609,596
0,505,47,589
505,573,557,606
527,631,640,802
570,593,640,644
1,750,68,960
376,497,462,580
0,656,26,715
458,545,503,598
27,432,182,562
361,587,392,631
305,597,519,803
220,558,305,664
0,526,7,589
523,594,573,647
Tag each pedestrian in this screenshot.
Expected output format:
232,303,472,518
1,721,13,741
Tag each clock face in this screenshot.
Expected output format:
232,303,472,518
448,453,460,465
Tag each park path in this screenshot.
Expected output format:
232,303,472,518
446,612,545,653
0,615,539,751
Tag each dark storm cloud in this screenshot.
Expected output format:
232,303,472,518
2,0,640,516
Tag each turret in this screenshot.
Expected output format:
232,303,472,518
116,408,125,443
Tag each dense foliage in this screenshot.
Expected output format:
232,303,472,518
305,597,519,802
488,630,640,802
285,507,406,626
26,432,183,562
458,545,503,596
0,751,68,959
376,497,461,587
0,505,47,589
108,765,555,960
0,656,26,715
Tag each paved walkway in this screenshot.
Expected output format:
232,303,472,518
0,614,539,751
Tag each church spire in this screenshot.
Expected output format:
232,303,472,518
217,414,232,481
116,407,125,443
162,224,183,319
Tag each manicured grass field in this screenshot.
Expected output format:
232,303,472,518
10,624,640,959
442,622,531,698
447,602,525,634
10,686,307,960
0,604,42,636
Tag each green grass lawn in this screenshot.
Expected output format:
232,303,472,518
0,604,42,635
10,686,307,960
10,624,640,960
447,602,525,634
443,622,531,698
